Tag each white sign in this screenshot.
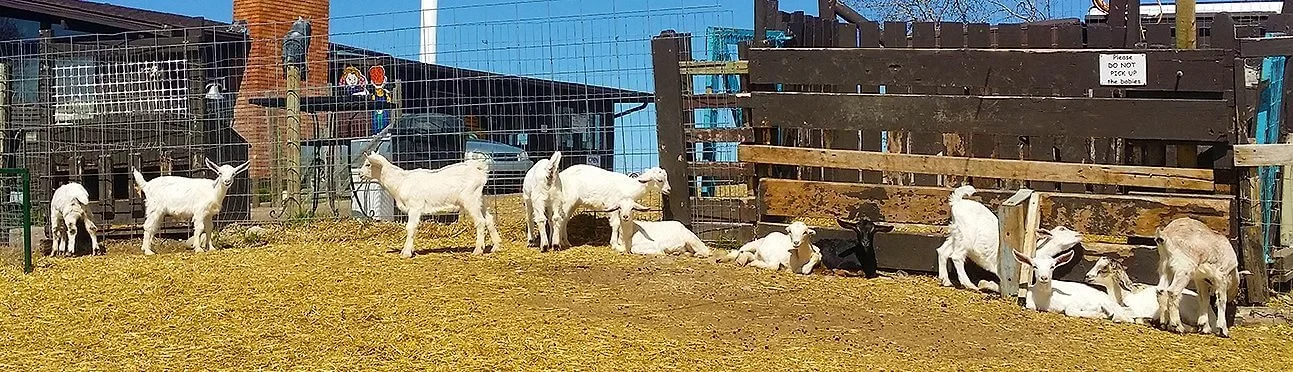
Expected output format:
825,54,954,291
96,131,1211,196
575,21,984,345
585,155,601,167
1099,54,1147,86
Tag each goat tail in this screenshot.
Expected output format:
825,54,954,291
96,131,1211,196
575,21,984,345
949,184,977,202
130,167,148,197
547,151,562,167
73,191,89,206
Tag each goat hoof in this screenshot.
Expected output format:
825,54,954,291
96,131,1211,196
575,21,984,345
400,252,414,259
1218,328,1231,338
143,250,156,256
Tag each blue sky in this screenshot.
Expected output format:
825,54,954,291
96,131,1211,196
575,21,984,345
103,0,1096,171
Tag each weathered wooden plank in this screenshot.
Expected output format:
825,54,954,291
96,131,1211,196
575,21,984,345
760,179,1013,226
685,127,754,143
758,179,1232,237
1233,143,1293,166
679,60,749,75
997,189,1034,300
1036,191,1232,237
1239,37,1293,57
742,145,1218,191
749,92,1231,142
747,48,1232,93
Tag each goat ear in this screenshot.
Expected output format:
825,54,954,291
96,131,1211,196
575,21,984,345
235,161,250,174
632,202,650,211
205,158,219,172
836,219,856,230
1013,249,1033,267
1036,228,1052,238
602,206,621,213
875,223,895,233
806,228,816,236
1055,250,1076,267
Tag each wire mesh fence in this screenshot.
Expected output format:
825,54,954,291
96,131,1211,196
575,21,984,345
0,168,32,273
0,0,730,248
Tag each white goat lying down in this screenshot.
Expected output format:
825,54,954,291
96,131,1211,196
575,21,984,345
49,182,100,256
1153,217,1248,337
720,221,820,275
1012,226,1133,323
552,164,669,252
935,185,1001,292
602,198,708,257
1085,256,1206,332
132,160,248,255
522,151,563,251
359,152,502,257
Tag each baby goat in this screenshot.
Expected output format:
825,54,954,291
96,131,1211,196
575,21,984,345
359,152,502,257
1153,217,1248,337
49,182,100,256
1085,256,1206,332
1013,226,1133,323
721,221,820,275
551,165,669,252
522,151,563,251
621,218,712,258
935,185,1001,291
826,218,892,278
132,160,247,255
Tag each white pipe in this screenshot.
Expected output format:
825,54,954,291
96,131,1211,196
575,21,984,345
420,0,438,64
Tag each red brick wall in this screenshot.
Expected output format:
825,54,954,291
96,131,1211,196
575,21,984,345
232,0,330,179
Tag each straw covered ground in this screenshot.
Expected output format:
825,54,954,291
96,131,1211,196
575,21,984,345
2,199,1292,370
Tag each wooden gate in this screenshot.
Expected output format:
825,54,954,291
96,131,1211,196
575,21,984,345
652,0,1293,304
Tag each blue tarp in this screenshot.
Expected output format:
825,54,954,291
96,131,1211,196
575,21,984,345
1257,38,1284,263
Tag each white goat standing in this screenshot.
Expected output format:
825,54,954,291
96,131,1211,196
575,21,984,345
1153,217,1247,337
551,165,669,251
721,221,820,275
522,151,563,251
49,182,100,256
1085,256,1206,331
1012,226,1133,323
132,160,248,255
935,185,1001,291
358,152,502,258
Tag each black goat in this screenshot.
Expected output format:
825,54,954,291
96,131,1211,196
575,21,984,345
823,218,893,278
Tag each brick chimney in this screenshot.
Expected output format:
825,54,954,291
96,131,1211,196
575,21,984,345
232,0,330,179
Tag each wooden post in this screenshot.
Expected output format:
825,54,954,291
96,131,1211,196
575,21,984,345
1241,164,1271,304
651,32,692,227
997,189,1034,302
1283,134,1293,246
283,66,303,219
1175,0,1199,186
1176,0,1197,49
1231,23,1271,302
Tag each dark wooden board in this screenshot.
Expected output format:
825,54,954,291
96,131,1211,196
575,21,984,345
750,92,1232,142
748,48,1233,94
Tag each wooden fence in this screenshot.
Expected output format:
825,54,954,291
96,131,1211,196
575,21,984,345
652,0,1293,304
